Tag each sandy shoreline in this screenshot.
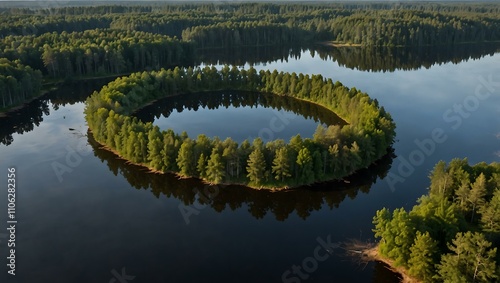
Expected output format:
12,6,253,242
319,41,363,47
360,244,420,283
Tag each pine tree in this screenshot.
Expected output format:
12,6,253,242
408,231,438,282
296,147,314,184
246,148,266,185
313,124,327,145
160,130,178,171
176,138,195,177
328,143,340,176
430,161,453,197
479,189,500,233
222,138,239,178
386,208,416,267
312,150,324,180
272,147,291,182
454,181,470,213
289,134,303,153
410,195,463,246
197,153,207,179
372,208,391,240
436,255,468,283
468,173,487,222
436,232,497,283
147,126,164,171
206,148,225,184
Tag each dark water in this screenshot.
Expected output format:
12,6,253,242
134,91,346,143
1,44,499,283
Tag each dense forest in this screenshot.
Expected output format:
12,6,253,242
84,66,395,188
2,3,500,47
1,2,500,110
373,159,500,282
0,29,192,78
0,58,42,109
88,130,395,221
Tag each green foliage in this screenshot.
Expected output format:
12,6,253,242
0,58,42,109
197,153,207,179
0,29,191,79
1,2,498,84
430,161,454,197
436,232,497,283
479,189,500,233
296,147,314,184
372,207,391,241
469,173,487,223
387,208,416,267
408,231,439,282
410,195,464,248
85,66,396,188
206,148,225,184
246,148,266,186
374,160,500,283
272,147,291,182
176,138,195,177
147,126,164,171
182,22,306,49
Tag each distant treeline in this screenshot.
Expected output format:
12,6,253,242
0,58,42,109
313,43,500,72
181,22,307,48
85,66,395,188
0,29,193,78
3,3,500,15
373,159,500,282
1,3,500,47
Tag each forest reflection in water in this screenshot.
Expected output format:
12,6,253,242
197,42,500,72
88,130,395,221
133,90,347,129
0,77,115,146
2,42,499,146
313,42,500,72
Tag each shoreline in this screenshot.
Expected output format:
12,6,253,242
88,129,377,192
88,129,292,192
0,87,55,118
320,40,500,49
85,73,391,191
0,72,134,117
359,244,420,283
320,41,363,47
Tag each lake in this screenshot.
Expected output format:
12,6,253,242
0,43,499,283
133,90,346,144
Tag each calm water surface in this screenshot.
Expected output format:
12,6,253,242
1,45,499,283
134,91,345,143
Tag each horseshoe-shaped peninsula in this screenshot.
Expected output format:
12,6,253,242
85,66,396,190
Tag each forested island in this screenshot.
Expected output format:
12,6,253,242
369,159,500,282
85,66,395,189
1,2,500,110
